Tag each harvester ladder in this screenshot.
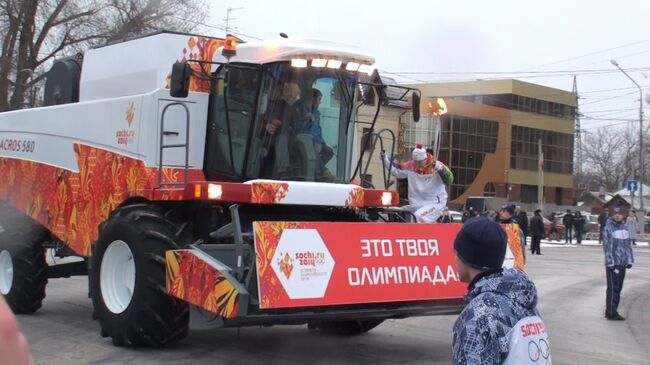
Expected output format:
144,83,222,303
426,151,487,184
158,102,190,187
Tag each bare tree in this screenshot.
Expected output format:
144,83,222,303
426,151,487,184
581,125,644,191
0,0,208,111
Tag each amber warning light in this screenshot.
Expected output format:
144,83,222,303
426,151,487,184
222,36,237,59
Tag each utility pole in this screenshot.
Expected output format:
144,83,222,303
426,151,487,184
611,60,644,215
573,76,582,178
538,138,544,213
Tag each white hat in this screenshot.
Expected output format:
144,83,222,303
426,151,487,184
412,144,427,162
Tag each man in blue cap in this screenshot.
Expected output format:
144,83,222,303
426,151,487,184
498,204,526,263
452,218,550,364
602,205,634,320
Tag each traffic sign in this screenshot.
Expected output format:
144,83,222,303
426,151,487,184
628,179,638,192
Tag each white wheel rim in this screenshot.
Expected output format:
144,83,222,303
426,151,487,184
0,250,13,295
100,240,136,314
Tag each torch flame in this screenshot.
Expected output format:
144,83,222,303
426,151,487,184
428,98,447,116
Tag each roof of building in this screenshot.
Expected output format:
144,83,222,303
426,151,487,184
403,79,576,107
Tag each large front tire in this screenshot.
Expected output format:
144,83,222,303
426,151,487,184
91,205,189,347
0,223,48,314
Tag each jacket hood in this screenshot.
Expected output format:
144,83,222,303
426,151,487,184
466,269,537,311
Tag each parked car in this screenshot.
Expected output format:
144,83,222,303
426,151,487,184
584,213,600,233
543,217,566,241
445,210,463,223
527,214,565,241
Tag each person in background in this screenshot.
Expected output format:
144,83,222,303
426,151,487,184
530,209,545,255
382,144,453,223
626,210,640,246
0,295,33,365
499,204,526,262
461,210,471,223
487,209,498,221
462,207,475,223
563,209,574,244
598,208,609,244
262,81,304,179
452,218,551,364
602,206,634,320
301,88,335,179
548,212,560,241
437,207,453,223
574,211,586,245
517,210,528,245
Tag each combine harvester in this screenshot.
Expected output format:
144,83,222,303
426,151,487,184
0,31,524,347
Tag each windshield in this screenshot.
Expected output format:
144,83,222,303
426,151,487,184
204,62,358,183
246,62,357,182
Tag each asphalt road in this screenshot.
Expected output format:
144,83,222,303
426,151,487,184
16,245,650,365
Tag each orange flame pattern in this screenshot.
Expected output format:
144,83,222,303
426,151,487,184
166,37,224,93
165,250,239,318
0,144,204,256
251,182,289,203
345,187,365,207
254,221,306,308
277,252,294,279
503,224,526,270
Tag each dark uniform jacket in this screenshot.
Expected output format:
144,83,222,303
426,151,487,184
603,217,634,267
453,269,541,364
530,215,544,237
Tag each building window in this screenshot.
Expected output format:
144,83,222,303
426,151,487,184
484,182,496,197
459,93,575,119
521,185,538,203
510,125,573,174
440,115,499,201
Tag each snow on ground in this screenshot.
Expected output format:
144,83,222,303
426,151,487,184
537,239,649,248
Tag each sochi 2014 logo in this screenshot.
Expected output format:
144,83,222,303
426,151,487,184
277,252,294,279
116,102,136,145
271,229,335,299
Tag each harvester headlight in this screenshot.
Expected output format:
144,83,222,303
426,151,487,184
311,58,327,67
381,191,393,206
345,62,360,71
208,184,223,199
291,58,307,68
358,64,375,76
327,59,342,69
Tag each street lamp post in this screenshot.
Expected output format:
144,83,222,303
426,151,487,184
611,60,644,215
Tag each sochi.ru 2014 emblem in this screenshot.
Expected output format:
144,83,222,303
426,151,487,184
277,252,294,279
116,102,136,145
270,229,335,300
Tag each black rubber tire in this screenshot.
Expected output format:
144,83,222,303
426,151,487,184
309,319,385,335
90,204,189,347
0,225,48,314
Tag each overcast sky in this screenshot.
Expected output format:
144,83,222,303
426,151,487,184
205,0,650,133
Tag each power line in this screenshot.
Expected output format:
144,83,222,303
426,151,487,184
519,37,650,71
386,66,650,76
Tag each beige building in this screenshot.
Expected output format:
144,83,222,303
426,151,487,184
406,79,577,208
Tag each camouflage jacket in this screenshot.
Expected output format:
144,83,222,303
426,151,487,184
452,269,540,365
603,217,634,267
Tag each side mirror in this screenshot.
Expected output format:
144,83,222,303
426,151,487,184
412,91,421,122
170,62,191,98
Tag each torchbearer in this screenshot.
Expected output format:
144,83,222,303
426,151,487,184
381,144,453,223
